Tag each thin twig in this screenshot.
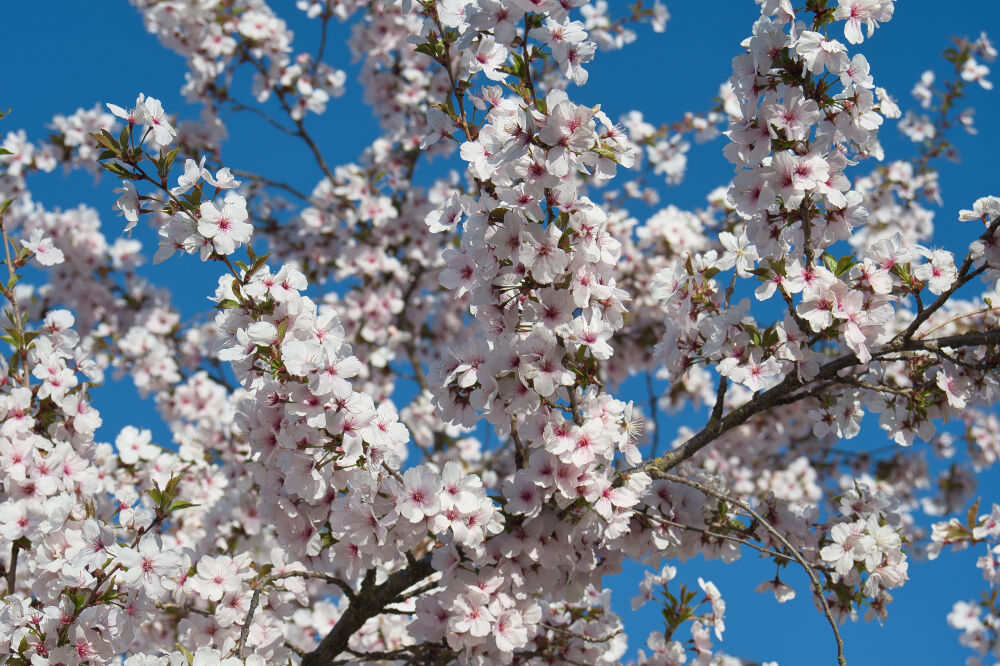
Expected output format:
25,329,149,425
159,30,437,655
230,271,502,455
227,100,297,136
236,570,357,658
779,284,814,338
510,414,526,469
568,388,584,426
898,215,999,341
928,346,984,372
659,473,846,666
800,199,815,266
430,7,474,141
237,587,262,657
6,542,19,593
154,601,214,617
520,16,539,107
381,461,405,484
646,371,661,459
314,1,333,75
231,169,313,204
0,208,30,386
710,375,728,422
240,49,337,183
541,622,623,644
837,378,915,397
644,511,835,572
395,265,428,392
919,305,1000,339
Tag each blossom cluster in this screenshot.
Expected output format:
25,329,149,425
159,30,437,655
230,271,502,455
0,0,998,664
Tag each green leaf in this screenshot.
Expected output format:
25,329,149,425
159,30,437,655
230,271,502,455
101,161,130,177
968,498,982,531
0,198,14,217
3,326,21,346
184,190,202,209
525,12,545,29
217,298,240,310
168,500,200,513
164,473,184,502
146,486,163,506
834,254,859,277
91,130,119,151
430,98,455,117
160,147,181,175
245,253,270,283
174,643,194,665
414,40,444,61
591,146,620,163
68,589,89,613
762,326,780,348
509,53,527,80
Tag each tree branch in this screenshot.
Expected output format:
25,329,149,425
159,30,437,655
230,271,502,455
232,169,313,204
898,214,1000,340
313,1,333,75
541,622,623,644
302,554,436,666
640,326,1000,475
510,414,526,469
646,371,662,458
643,510,835,572
657,473,846,666
5,542,19,593
235,570,358,657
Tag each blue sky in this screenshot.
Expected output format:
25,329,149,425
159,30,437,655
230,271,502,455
3,1,1000,664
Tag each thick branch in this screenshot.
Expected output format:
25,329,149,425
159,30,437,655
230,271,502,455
302,554,436,666
642,326,1000,475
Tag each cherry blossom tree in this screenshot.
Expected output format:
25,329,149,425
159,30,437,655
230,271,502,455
0,0,998,664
